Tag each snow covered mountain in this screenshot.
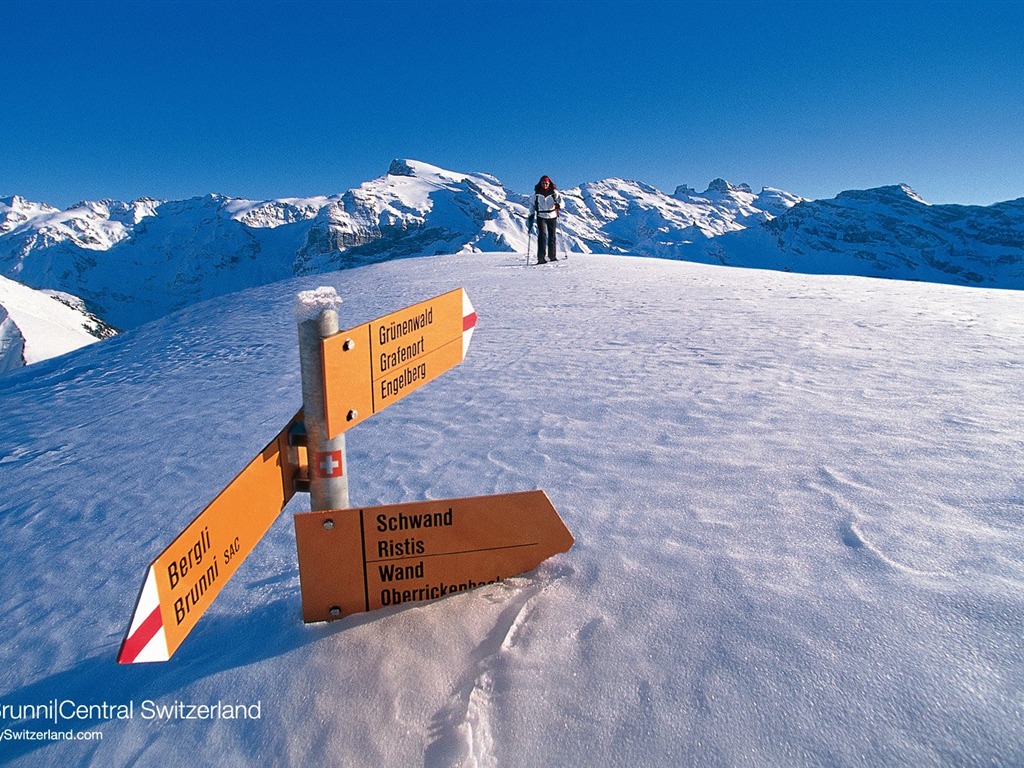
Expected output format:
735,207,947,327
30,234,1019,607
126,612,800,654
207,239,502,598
2,162,1022,334
681,184,1024,287
0,164,804,331
0,193,309,331
0,274,115,372
1,253,1021,766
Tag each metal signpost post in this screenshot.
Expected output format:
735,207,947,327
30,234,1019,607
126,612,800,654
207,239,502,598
296,288,349,511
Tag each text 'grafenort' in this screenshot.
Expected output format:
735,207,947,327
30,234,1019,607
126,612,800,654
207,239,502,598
379,336,425,373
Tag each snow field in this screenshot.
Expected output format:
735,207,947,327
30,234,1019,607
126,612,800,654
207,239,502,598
0,253,1021,766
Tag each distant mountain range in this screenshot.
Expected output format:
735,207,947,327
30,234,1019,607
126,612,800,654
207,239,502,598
1,158,1022,369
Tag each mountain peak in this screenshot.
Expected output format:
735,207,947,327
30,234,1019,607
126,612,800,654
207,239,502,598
835,184,929,206
387,159,456,179
384,159,478,190
890,183,928,204
706,178,753,195
388,159,419,177
1,194,59,213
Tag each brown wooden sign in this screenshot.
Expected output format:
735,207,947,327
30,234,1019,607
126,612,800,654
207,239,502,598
118,411,306,663
320,288,477,439
293,490,573,622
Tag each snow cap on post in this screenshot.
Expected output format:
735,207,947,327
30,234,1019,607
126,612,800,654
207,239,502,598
295,286,343,324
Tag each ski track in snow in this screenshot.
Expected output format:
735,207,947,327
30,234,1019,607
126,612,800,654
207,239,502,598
423,578,546,768
810,465,939,577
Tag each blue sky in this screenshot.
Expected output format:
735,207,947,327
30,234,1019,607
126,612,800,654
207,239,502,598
4,0,1023,207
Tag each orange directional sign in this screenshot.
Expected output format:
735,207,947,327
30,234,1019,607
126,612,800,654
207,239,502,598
321,288,477,439
118,411,306,663
293,490,574,622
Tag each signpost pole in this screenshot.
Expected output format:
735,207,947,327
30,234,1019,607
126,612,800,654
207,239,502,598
296,287,349,511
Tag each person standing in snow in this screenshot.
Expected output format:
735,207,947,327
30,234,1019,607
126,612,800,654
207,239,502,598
528,175,563,264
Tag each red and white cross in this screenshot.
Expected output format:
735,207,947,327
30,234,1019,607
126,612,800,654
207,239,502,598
315,450,344,478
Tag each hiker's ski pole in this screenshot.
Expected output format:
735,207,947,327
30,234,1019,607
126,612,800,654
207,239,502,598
526,213,535,266
559,216,568,261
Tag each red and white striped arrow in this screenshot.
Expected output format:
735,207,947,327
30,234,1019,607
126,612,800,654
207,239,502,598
117,566,170,663
462,290,477,359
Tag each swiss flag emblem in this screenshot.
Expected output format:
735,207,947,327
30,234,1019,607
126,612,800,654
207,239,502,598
315,450,344,478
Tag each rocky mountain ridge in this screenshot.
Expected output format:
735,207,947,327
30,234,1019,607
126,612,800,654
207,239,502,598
2,160,1021,336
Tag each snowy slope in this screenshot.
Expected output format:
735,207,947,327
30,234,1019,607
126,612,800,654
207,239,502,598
0,253,1021,767
0,275,115,372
